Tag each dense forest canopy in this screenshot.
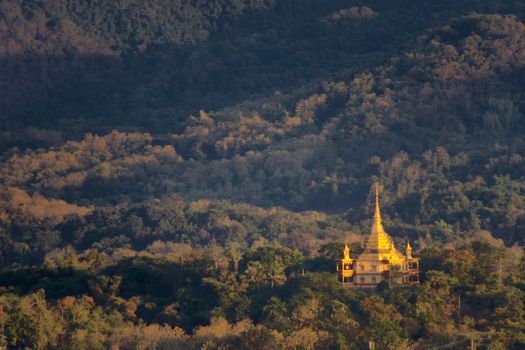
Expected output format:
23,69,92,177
1,0,525,349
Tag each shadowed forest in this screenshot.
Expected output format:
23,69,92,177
1,0,525,349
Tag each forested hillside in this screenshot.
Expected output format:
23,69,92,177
1,0,525,349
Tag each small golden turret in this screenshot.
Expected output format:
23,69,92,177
340,243,354,285
343,243,351,260
406,240,413,259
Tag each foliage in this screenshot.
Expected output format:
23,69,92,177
1,1,525,349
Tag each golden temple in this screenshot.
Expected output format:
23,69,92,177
337,188,419,288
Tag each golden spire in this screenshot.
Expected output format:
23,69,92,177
358,184,404,263
371,185,385,235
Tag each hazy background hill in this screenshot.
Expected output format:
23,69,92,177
2,0,523,138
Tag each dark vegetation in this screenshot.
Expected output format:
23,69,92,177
1,0,525,348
